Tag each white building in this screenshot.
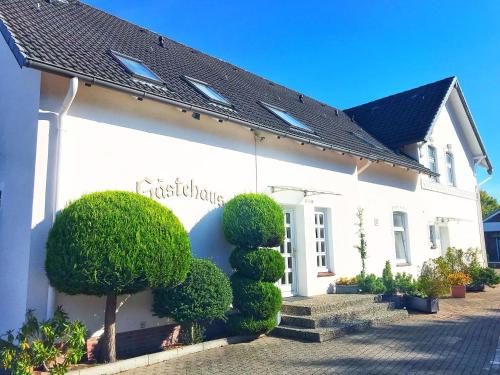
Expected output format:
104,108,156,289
0,0,492,343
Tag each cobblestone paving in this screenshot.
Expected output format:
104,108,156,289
125,285,500,375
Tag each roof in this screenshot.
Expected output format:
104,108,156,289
0,0,439,175
484,210,500,223
345,77,455,149
345,77,492,173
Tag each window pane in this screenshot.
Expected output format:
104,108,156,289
266,105,312,132
429,225,436,247
446,153,455,186
394,231,407,261
190,80,230,104
393,212,404,227
115,54,162,82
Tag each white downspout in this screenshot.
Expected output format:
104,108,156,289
46,77,79,319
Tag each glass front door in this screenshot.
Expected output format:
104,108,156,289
278,210,297,296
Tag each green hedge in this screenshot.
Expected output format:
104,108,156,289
229,248,285,282
231,274,282,319
46,191,192,296
153,258,232,323
226,314,277,336
222,194,284,248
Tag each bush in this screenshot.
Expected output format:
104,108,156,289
0,307,86,375
336,277,357,285
46,191,192,295
356,273,386,294
418,259,450,298
153,258,232,324
46,191,192,362
382,261,396,295
469,267,500,287
394,273,418,295
222,194,284,248
447,272,472,286
231,275,282,319
226,314,277,336
229,247,285,282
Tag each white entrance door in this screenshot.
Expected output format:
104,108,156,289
278,210,297,297
439,226,450,255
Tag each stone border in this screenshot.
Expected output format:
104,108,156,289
67,335,257,375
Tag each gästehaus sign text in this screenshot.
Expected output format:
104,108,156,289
136,177,225,207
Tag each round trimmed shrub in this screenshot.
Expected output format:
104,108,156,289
231,274,282,319
230,247,285,282
222,194,284,248
227,314,277,335
153,258,233,323
46,191,192,295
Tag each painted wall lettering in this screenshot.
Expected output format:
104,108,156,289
136,177,225,207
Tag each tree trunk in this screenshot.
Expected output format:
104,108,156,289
101,294,117,363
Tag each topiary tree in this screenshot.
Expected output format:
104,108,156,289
152,258,233,344
222,193,285,335
382,261,396,295
46,191,192,363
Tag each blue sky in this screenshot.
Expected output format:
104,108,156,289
86,0,500,198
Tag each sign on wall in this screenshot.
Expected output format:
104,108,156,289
136,177,225,207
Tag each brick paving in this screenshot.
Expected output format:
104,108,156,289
124,285,500,375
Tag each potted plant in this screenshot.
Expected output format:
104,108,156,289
405,259,448,313
468,267,500,291
448,272,472,298
335,276,360,294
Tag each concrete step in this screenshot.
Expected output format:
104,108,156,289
281,294,377,316
272,308,408,342
281,301,397,328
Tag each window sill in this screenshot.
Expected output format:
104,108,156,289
317,271,335,278
396,263,411,267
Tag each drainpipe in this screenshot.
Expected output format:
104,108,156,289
46,77,79,320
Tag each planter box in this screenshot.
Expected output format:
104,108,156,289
381,294,405,309
404,295,439,313
466,284,485,292
335,284,360,294
451,285,466,298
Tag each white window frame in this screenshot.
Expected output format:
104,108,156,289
392,211,410,265
445,152,456,187
428,145,439,182
314,209,330,271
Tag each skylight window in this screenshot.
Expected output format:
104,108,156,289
111,51,162,83
185,77,230,105
262,103,312,132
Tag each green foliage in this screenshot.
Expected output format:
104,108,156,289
226,315,277,336
229,247,285,282
354,208,367,275
434,248,469,278
222,194,285,248
46,191,192,296
480,190,500,219
179,322,205,345
153,258,233,326
356,273,386,294
231,275,282,319
394,273,418,295
382,261,396,295
0,307,87,375
417,259,450,298
469,267,500,288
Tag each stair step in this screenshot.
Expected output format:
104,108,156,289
281,294,377,316
281,301,397,328
273,309,408,342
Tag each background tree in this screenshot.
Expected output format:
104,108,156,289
46,191,192,363
153,258,232,344
222,194,285,335
480,190,500,218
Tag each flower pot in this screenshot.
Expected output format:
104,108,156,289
381,294,405,309
335,284,360,294
451,285,466,298
404,295,439,313
466,284,485,292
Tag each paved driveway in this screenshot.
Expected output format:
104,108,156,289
126,286,500,374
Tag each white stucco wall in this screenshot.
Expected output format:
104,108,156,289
2,62,486,337
0,38,42,334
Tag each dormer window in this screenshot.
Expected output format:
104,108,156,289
185,77,230,105
262,103,312,132
111,51,162,83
